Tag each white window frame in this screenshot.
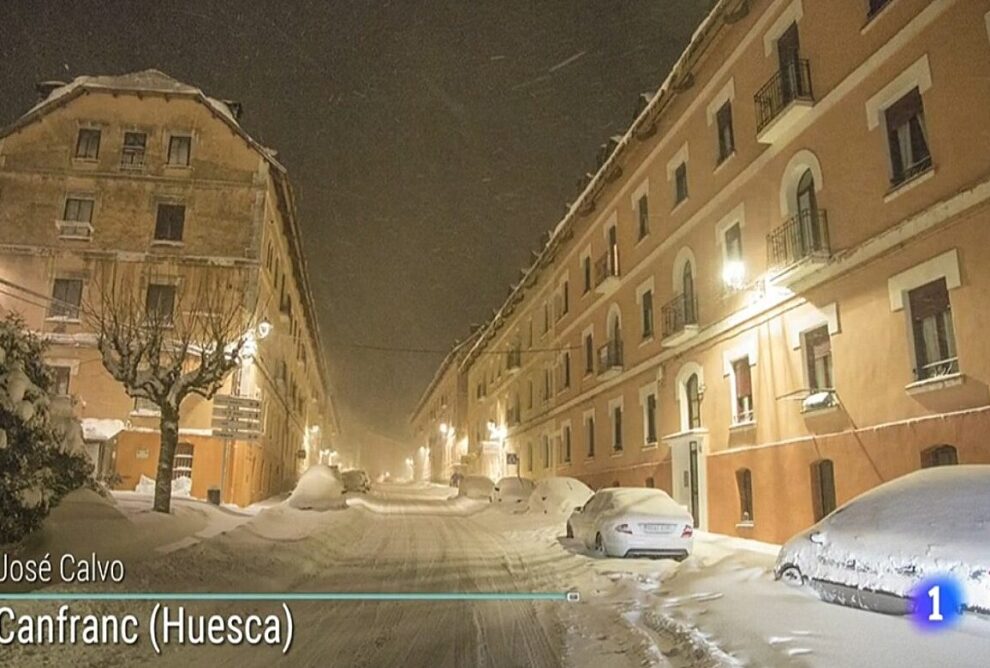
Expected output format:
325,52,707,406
608,396,624,453
559,420,572,464
763,0,804,58
580,245,593,294
675,362,705,433
706,78,736,126
582,324,595,376
630,179,650,240
583,408,596,459
636,276,656,341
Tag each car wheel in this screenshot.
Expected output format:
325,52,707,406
779,565,804,587
565,523,573,538
594,532,607,557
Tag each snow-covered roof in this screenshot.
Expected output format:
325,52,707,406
460,0,734,369
80,418,126,442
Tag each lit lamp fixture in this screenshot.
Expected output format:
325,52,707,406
722,260,746,290
439,422,450,436
487,422,508,441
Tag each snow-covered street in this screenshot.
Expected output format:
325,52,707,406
3,484,989,666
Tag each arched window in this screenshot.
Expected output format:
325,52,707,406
810,459,836,521
921,444,958,468
736,468,753,523
682,261,696,324
686,373,701,429
795,169,825,255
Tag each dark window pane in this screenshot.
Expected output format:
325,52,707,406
75,129,101,159
154,204,186,241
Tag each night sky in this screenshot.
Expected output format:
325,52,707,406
0,1,708,443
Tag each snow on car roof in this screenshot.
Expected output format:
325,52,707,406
599,487,688,516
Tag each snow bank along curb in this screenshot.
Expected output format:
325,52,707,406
643,609,743,668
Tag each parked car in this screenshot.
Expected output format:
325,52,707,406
341,469,371,494
528,477,593,515
493,477,535,510
458,475,495,500
774,465,990,614
567,488,694,559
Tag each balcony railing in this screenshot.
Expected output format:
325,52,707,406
596,339,623,376
767,209,830,275
661,293,698,340
917,356,959,381
594,245,620,288
891,154,932,188
55,220,94,240
755,58,813,134
506,348,521,371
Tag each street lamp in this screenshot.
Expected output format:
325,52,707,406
256,319,273,340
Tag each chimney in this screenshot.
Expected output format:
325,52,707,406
35,80,67,102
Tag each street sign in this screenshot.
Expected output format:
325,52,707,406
213,394,261,409
212,394,263,441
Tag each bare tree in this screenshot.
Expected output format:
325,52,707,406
88,261,252,513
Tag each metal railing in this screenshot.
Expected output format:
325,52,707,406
755,58,814,133
596,339,623,375
766,209,830,274
917,357,959,381
594,245,620,287
891,154,932,188
660,292,698,339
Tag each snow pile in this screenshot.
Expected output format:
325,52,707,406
287,464,347,510
134,474,193,498
527,476,593,515
457,475,494,500
493,477,535,510
778,465,990,612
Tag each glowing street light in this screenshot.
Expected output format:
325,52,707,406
722,260,745,289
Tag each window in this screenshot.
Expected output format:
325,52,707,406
121,131,146,168
562,425,572,464
644,393,658,444
645,477,655,488
686,373,701,429
586,416,595,458
543,301,550,333
527,443,533,472
562,281,569,315
543,367,551,404
146,284,176,324
74,128,101,160
736,468,754,523
674,163,688,204
811,459,836,521
63,198,94,223
637,194,649,240
884,88,930,187
167,135,192,166
682,261,697,324
583,256,592,293
908,279,957,380
716,101,734,163
154,203,186,242
921,444,958,468
134,396,159,414
562,352,571,389
173,442,194,480
49,278,82,319
584,334,594,374
641,289,654,339
732,357,754,424
51,366,71,396
527,379,534,409
868,0,893,20
542,435,550,468
612,404,623,452
804,326,833,391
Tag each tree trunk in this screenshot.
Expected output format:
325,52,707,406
153,402,181,514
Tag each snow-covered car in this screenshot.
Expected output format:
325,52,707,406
774,466,990,614
288,464,346,510
492,477,535,510
457,475,495,500
528,477,593,515
341,469,371,494
567,488,694,559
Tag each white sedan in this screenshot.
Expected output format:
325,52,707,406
567,488,694,559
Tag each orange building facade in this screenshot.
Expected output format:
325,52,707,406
458,0,990,543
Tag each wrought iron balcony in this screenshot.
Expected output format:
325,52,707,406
660,292,699,346
596,339,623,379
755,58,814,143
594,245,620,294
766,209,830,281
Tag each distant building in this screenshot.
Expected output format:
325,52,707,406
0,70,337,506
409,329,482,483
455,0,990,543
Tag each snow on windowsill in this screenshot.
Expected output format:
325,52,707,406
639,335,655,348
735,521,755,530
670,197,689,215
642,441,658,450
611,449,624,458
713,150,736,175
45,317,82,325
130,408,161,418
883,166,935,203
729,420,756,432
905,372,965,396
151,239,184,248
